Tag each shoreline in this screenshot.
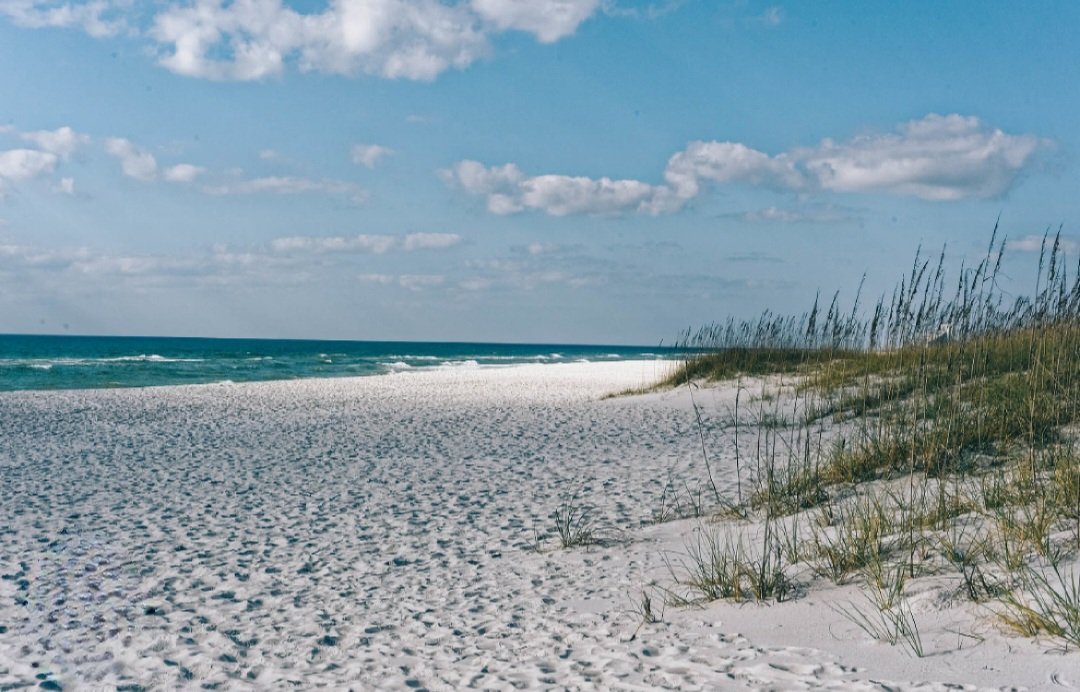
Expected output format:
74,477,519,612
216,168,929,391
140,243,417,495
0,356,679,397
0,361,1071,689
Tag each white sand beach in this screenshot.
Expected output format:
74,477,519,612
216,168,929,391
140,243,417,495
0,361,1075,690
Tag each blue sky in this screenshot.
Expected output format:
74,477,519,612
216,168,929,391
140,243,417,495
0,1,1077,344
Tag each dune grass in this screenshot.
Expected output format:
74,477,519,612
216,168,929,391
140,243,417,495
655,227,1080,652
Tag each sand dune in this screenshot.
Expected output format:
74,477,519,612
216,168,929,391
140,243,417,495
0,362,1073,689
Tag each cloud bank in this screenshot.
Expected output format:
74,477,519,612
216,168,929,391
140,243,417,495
269,232,461,254
442,114,1047,216
1,0,603,81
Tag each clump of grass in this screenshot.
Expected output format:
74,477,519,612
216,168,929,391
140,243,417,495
807,495,891,584
833,565,925,657
996,559,1080,649
650,475,708,523
552,498,599,549
666,520,792,604
626,587,664,641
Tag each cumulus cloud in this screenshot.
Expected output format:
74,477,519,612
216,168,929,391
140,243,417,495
443,114,1047,216
662,140,802,199
104,137,158,181
0,0,129,38
351,143,394,168
146,0,600,82
20,126,90,159
102,136,208,185
798,114,1044,200
0,148,58,181
270,232,460,254
519,175,667,216
151,0,490,81
2,1,601,81
440,160,669,216
471,0,600,43
163,163,205,183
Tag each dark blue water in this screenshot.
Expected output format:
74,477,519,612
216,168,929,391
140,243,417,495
0,334,675,392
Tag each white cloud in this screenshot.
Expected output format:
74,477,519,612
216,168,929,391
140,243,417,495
663,141,802,199
440,159,521,191
102,136,210,185
524,242,570,255
271,234,399,255
471,0,600,43
1006,234,1079,254
458,276,492,291
358,272,395,284
0,0,129,38
750,6,784,26
149,0,491,81
204,175,365,201
20,126,90,159
460,250,601,292
271,232,460,254
398,273,444,290
521,174,666,216
0,240,300,289
441,160,669,216
444,114,1047,216
733,205,856,224
0,243,86,269
351,143,394,168
3,1,602,81
799,114,1043,200
54,176,76,195
356,272,446,290
402,232,461,250
163,163,205,183
104,137,158,181
0,148,58,181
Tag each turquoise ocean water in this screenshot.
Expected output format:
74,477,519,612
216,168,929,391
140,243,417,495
0,334,676,392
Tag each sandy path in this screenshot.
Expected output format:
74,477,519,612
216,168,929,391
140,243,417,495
0,362,1072,690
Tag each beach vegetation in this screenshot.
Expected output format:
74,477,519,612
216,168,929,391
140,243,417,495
659,226,1080,653
832,566,925,657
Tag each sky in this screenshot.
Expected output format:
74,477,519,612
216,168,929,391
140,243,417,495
0,1,1078,345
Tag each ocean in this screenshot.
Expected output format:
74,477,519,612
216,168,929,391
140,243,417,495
0,334,676,392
